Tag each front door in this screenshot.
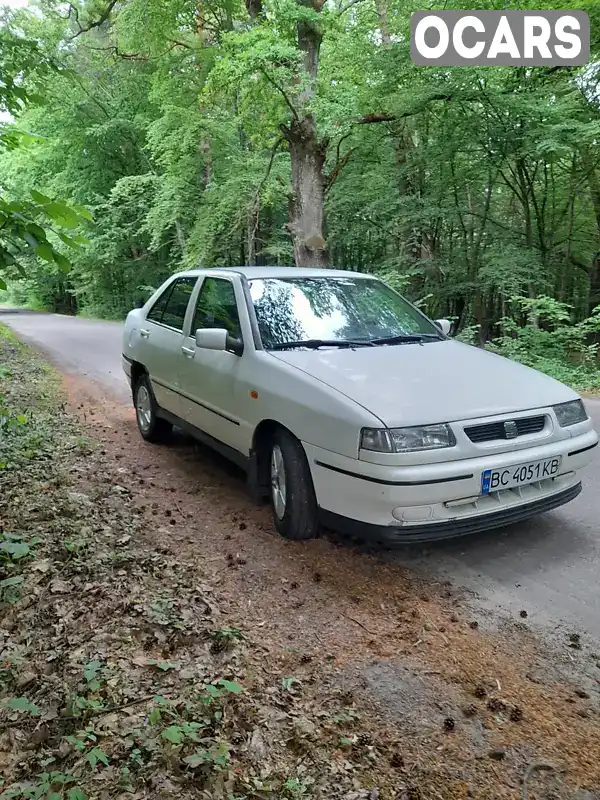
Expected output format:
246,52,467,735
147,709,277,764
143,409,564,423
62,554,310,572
178,276,247,453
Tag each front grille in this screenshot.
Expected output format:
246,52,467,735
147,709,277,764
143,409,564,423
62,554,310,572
464,415,546,443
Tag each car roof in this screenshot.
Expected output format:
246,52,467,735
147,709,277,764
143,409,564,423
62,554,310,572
177,266,373,280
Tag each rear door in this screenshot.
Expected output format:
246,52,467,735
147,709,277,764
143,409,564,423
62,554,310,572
134,276,197,415
178,275,249,453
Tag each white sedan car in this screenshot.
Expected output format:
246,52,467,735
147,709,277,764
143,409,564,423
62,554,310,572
122,266,598,542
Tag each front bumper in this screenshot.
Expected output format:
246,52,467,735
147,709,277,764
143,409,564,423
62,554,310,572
303,427,597,540
320,482,582,543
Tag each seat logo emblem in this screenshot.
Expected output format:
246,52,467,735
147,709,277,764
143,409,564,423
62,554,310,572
504,420,518,439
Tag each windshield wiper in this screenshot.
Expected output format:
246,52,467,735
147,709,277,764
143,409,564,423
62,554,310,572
270,338,375,351
369,333,443,345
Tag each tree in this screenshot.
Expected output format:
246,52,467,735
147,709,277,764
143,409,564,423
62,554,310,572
1,0,599,354
0,29,92,291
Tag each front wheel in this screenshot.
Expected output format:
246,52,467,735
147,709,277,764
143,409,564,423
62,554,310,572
134,373,172,443
269,429,320,540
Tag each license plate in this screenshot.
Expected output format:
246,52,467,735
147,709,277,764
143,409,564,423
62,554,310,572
481,456,561,495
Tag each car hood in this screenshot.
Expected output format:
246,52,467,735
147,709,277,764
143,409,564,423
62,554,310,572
272,340,578,427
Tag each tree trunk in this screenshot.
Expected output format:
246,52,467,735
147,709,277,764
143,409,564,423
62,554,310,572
174,219,187,258
286,119,328,267
375,0,392,44
247,194,259,266
586,161,600,315
283,0,329,267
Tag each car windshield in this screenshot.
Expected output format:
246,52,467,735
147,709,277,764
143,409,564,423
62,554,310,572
248,276,442,349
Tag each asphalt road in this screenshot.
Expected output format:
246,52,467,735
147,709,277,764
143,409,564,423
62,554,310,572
3,309,600,641
0,309,130,403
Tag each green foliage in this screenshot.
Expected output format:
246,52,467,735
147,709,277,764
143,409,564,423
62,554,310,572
0,771,87,800
0,531,39,603
0,0,599,386
0,31,91,289
283,777,312,798
1,696,40,715
489,296,600,391
182,740,229,770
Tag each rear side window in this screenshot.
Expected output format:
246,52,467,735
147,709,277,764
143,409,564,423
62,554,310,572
146,277,196,330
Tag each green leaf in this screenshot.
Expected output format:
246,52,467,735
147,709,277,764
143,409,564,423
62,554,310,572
58,232,82,250
23,231,39,249
84,660,102,682
161,725,184,744
34,243,55,263
183,751,208,768
0,277,6,291
86,747,109,769
0,540,30,558
0,575,24,588
67,790,88,800
26,223,47,241
44,202,80,229
31,190,51,204
0,249,16,268
53,251,71,272
72,204,94,222
3,696,40,714
218,679,244,694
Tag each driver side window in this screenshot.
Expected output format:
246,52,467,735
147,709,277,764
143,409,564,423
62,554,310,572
192,278,242,340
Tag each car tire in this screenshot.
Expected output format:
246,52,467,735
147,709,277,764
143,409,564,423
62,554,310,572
133,373,172,443
269,429,320,540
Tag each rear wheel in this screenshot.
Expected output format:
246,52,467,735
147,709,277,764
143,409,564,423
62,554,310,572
134,373,172,443
269,429,320,540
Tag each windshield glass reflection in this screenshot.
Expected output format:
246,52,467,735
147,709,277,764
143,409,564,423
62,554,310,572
248,277,439,348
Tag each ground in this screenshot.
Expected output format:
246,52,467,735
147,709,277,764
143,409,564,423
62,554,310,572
4,309,600,641
1,324,600,799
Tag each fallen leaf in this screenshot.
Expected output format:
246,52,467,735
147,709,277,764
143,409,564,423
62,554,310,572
31,559,52,573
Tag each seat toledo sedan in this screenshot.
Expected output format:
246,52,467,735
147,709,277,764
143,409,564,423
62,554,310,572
122,266,598,542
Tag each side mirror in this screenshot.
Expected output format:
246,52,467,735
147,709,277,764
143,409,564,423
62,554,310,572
195,328,244,355
434,319,452,336
195,328,228,351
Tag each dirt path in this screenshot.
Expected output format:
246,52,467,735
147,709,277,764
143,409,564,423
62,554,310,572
4,310,600,643
57,371,600,799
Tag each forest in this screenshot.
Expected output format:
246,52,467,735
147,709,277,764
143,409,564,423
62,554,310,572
1,0,600,386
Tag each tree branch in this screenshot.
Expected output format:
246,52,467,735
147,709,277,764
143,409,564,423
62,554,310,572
84,41,189,60
357,113,397,125
338,0,365,14
325,135,357,192
326,148,357,191
353,84,535,128
67,0,119,40
259,68,299,122
257,138,285,195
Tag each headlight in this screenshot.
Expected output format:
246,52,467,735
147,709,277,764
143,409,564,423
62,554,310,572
361,424,456,453
553,399,587,427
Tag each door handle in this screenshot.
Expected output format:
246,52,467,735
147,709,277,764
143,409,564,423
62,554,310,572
140,329,150,338
181,345,195,358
